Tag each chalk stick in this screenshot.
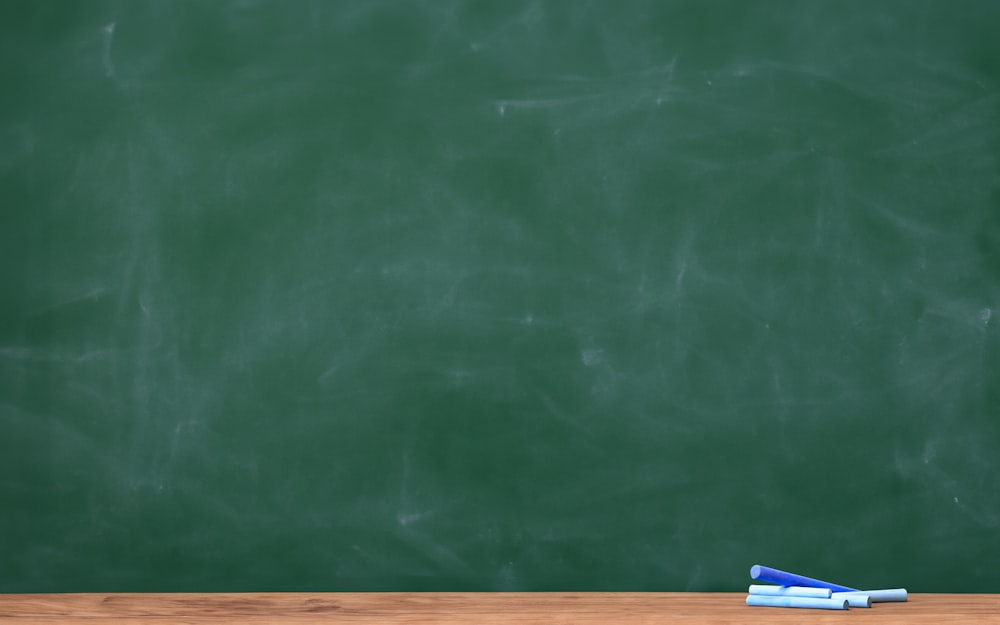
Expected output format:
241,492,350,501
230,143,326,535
748,585,831,598
835,588,908,603
749,564,857,592
832,593,871,608
746,595,849,610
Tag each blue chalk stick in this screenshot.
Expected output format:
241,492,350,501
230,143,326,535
835,588,907,603
746,595,849,610
748,585,831,598
750,565,857,593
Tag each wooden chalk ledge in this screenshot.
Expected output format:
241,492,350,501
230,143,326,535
1,592,998,624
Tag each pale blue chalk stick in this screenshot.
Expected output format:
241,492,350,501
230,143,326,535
746,595,849,610
749,564,857,592
748,585,831,598
836,588,908,603
831,593,871,607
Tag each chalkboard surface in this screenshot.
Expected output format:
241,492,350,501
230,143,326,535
2,1,999,592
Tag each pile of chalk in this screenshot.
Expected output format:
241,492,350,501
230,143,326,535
746,564,908,610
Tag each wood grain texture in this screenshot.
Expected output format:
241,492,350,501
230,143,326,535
0,593,996,624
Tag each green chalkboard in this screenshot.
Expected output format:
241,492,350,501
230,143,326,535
2,0,999,593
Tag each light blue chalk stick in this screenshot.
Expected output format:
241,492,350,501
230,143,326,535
831,592,871,607
836,588,908,603
746,595,849,610
748,585,831,598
